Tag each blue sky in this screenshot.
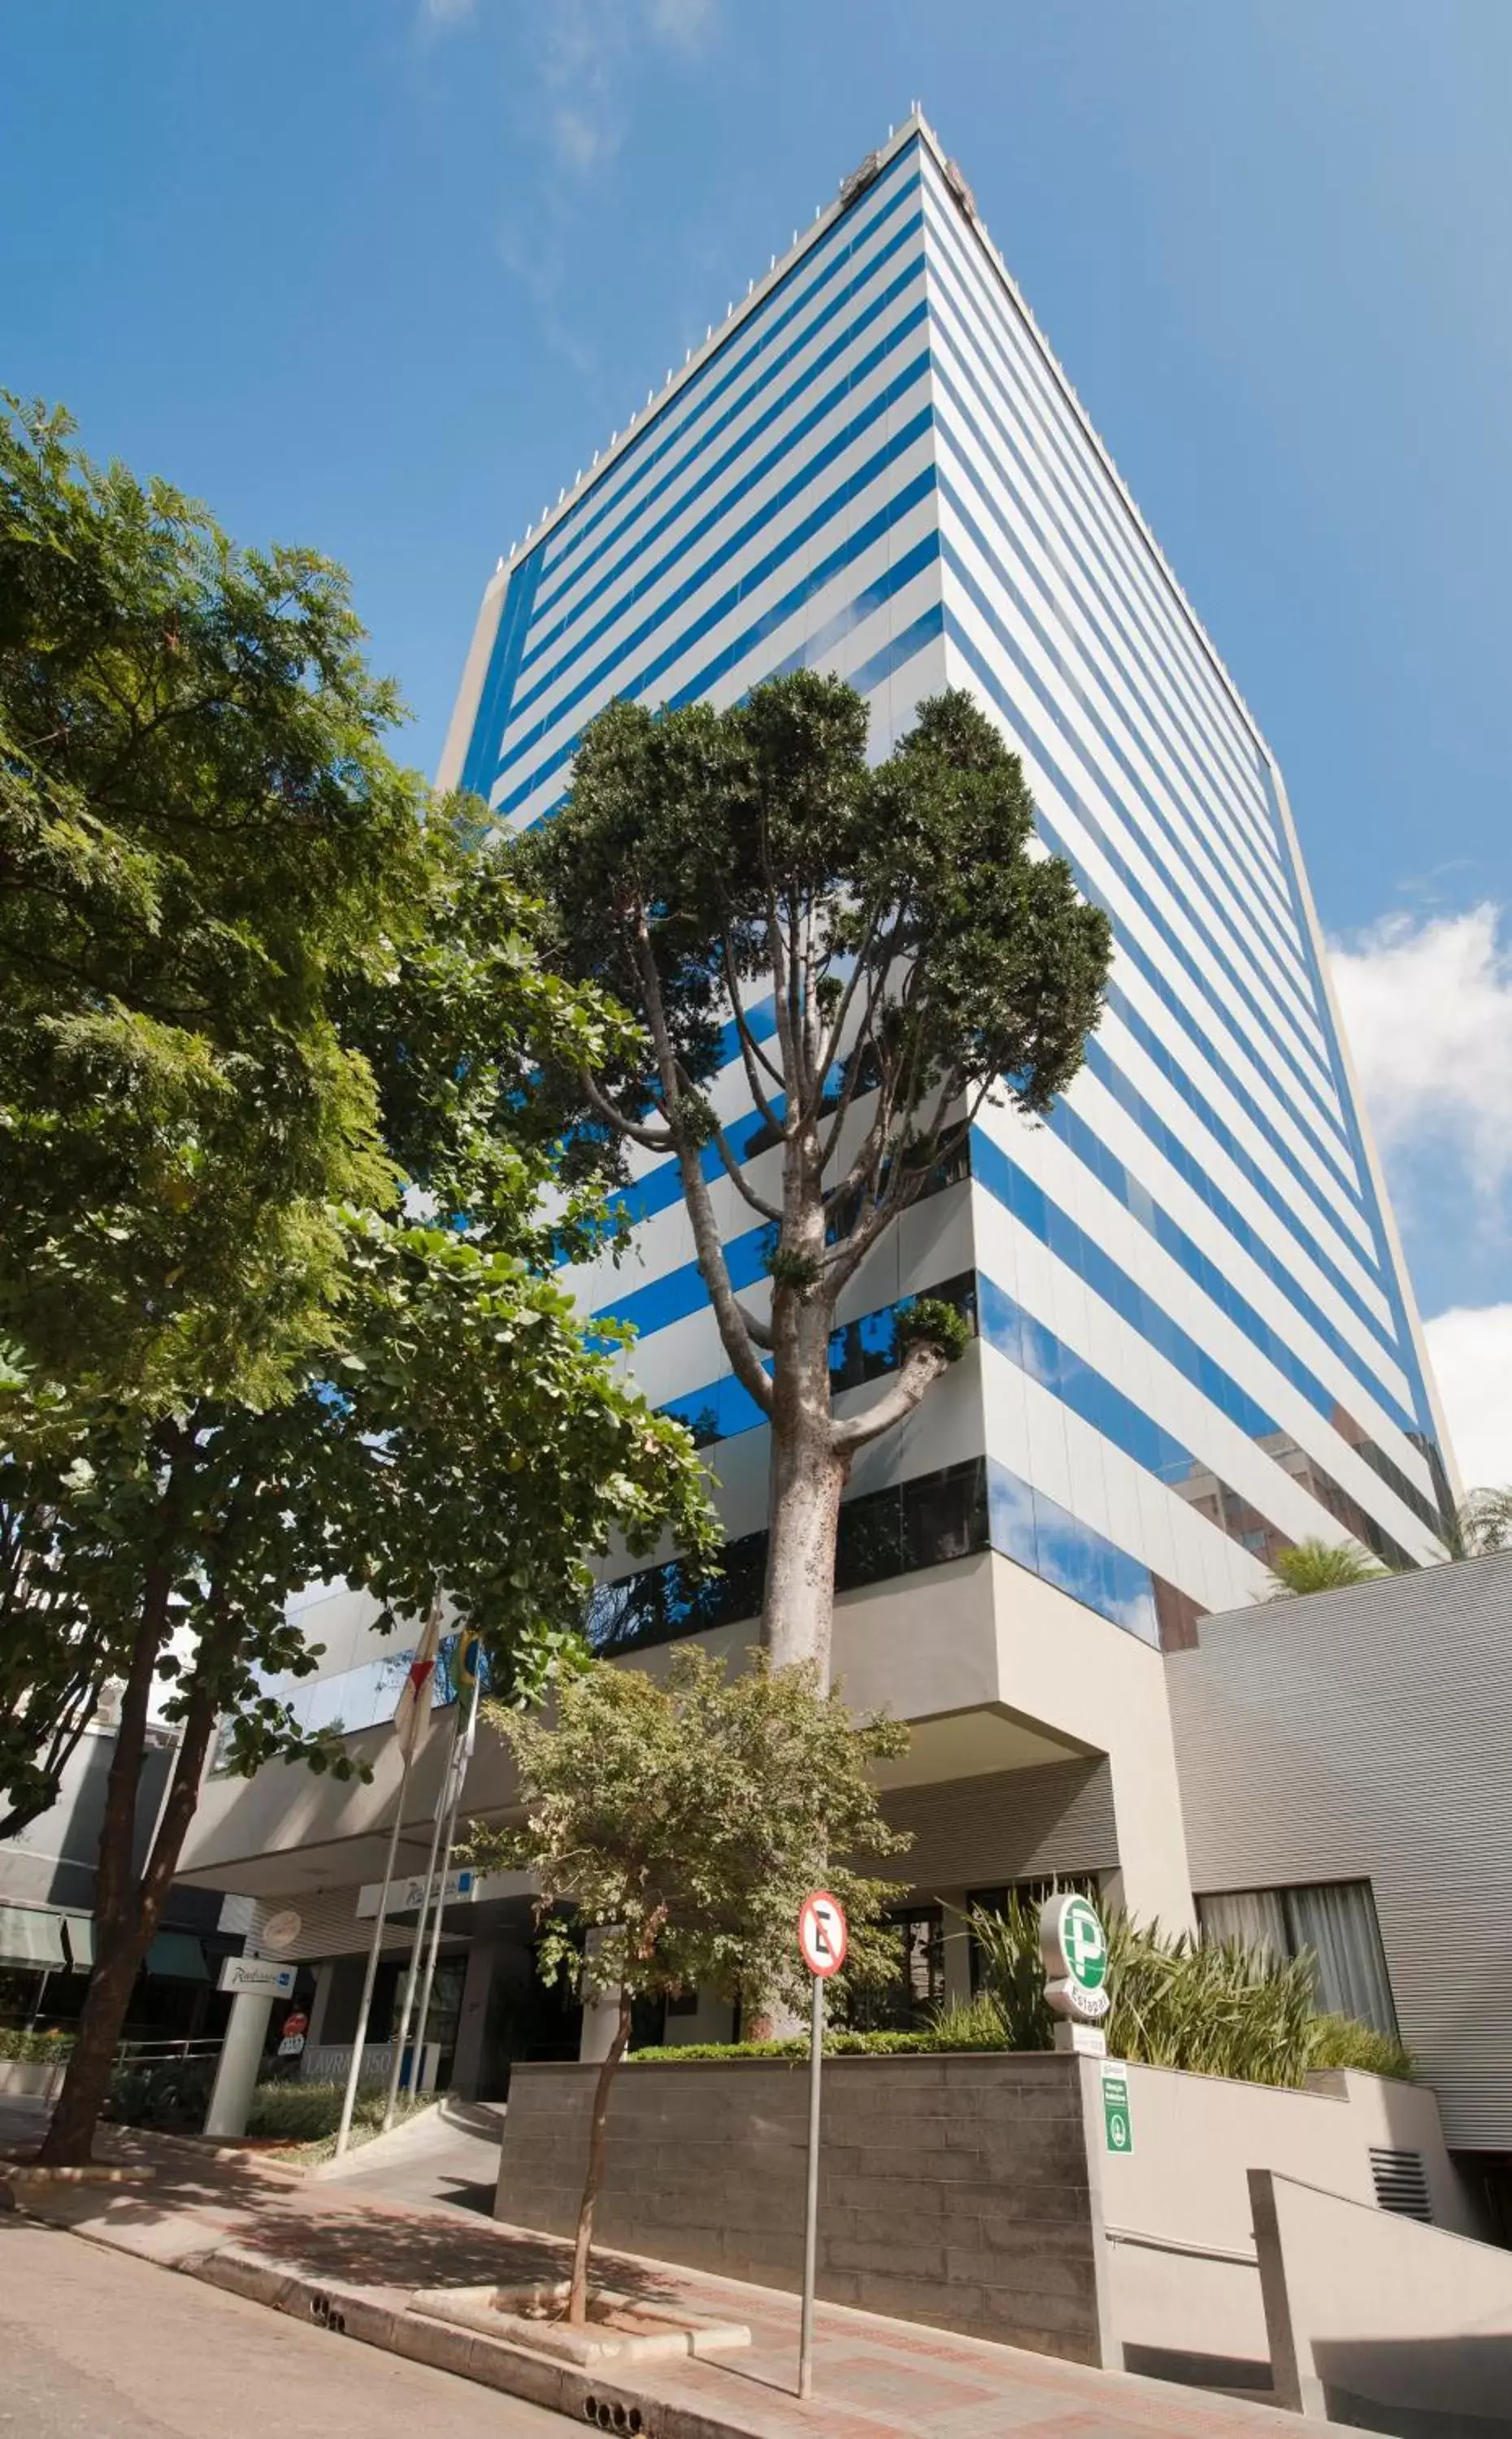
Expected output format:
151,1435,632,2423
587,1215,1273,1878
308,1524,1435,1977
5,1,1510,1475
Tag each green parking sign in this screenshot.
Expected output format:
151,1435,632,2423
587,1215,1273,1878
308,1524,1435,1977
1101,2067,1132,2154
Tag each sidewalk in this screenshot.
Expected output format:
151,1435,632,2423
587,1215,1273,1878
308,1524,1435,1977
3,2126,1310,2439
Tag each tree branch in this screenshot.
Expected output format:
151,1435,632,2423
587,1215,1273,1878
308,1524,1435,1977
710,1121,783,1223
719,940,787,1124
831,1337,954,1456
631,924,774,1419
578,1068,676,1154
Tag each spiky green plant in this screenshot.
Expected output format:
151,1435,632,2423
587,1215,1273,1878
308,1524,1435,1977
925,1990,1010,2052
1265,1539,1391,1598
1307,2013,1416,2080
965,1896,1409,2089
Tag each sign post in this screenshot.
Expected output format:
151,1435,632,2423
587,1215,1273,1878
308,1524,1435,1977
796,1890,847,2402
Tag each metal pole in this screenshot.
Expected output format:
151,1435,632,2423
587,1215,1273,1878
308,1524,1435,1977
334,1738,414,2159
798,1968,823,2400
410,1664,480,2100
382,1698,458,2131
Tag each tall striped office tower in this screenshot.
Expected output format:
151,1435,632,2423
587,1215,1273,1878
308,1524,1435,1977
440,115,1454,1928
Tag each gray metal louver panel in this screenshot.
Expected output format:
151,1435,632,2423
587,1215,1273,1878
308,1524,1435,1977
1370,2146,1432,2222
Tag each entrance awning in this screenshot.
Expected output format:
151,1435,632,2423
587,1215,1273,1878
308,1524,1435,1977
145,1930,208,1982
0,1905,67,1971
62,1915,95,1971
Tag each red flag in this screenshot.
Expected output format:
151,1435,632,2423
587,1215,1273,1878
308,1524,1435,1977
393,1603,442,1761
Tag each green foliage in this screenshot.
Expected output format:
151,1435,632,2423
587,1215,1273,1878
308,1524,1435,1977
1,829,717,1834
0,394,433,1408
967,1895,1412,2087
1453,1486,1512,1559
471,1646,911,2020
243,2079,397,2142
511,673,1112,1669
632,1931,1416,2090
2,403,719,2166
0,2026,75,2063
106,2054,215,2131
923,1989,1014,2052
630,2031,936,2063
1308,2014,1417,2079
518,677,1110,1174
1265,1539,1393,1598
100,2065,404,2144
895,1298,972,1364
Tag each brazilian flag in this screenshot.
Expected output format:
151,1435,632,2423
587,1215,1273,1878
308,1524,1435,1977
455,1633,484,1698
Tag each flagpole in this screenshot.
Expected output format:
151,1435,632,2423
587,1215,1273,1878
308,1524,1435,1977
382,1674,461,2131
334,1738,413,2161
335,1584,441,2163
410,1660,482,2102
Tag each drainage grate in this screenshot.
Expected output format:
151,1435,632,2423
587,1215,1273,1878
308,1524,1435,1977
1369,2147,1432,2222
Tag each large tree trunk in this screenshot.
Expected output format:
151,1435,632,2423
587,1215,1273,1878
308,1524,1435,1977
763,1283,849,1685
568,1987,632,2327
763,1420,849,1684
40,1661,220,2163
40,1431,220,2167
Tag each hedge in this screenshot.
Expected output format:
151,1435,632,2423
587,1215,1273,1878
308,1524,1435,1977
0,2027,75,2063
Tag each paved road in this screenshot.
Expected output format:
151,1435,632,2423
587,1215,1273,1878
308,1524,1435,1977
0,2219,560,2438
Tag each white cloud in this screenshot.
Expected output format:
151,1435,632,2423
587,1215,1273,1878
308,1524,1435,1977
1329,904,1512,1203
531,0,721,176
644,0,719,50
419,0,476,24
1423,1304,1512,1491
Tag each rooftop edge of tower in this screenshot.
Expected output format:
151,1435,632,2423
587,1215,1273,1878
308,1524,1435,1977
468,107,1273,773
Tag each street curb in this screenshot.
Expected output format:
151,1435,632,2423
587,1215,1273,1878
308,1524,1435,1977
123,2128,308,2184
0,2161,159,2187
186,2244,784,2439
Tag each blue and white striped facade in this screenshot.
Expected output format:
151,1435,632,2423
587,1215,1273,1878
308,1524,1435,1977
441,116,1453,1688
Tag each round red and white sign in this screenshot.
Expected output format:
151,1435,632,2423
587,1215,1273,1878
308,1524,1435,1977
797,1891,849,1978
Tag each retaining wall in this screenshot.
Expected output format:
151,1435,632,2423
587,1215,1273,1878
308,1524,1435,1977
494,2050,1114,2366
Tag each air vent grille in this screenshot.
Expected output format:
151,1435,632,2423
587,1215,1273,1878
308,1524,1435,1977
1370,2147,1432,2222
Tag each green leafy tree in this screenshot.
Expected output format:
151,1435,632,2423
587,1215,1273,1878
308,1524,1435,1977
1264,1539,1393,1599
20,811,715,2163
514,673,1111,1677
28,1224,713,2165
0,1419,128,1839
0,393,430,1406
469,1647,910,2324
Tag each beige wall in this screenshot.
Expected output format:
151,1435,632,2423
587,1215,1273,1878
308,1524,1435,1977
1167,1552,1512,2150
987,1555,1195,1928
1103,2062,1475,2249
181,1546,1197,1943
1252,2169,1512,2428
1097,2059,1477,2380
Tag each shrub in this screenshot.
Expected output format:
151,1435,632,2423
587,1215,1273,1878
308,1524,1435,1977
630,1901,1415,2089
244,2080,396,2142
968,1896,1410,2089
630,2029,934,2063
1308,2013,1416,2080
0,2027,75,2063
923,1992,1010,2052
106,2055,215,2129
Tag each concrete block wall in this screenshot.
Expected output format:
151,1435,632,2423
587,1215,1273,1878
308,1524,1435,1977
494,2051,1114,2366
